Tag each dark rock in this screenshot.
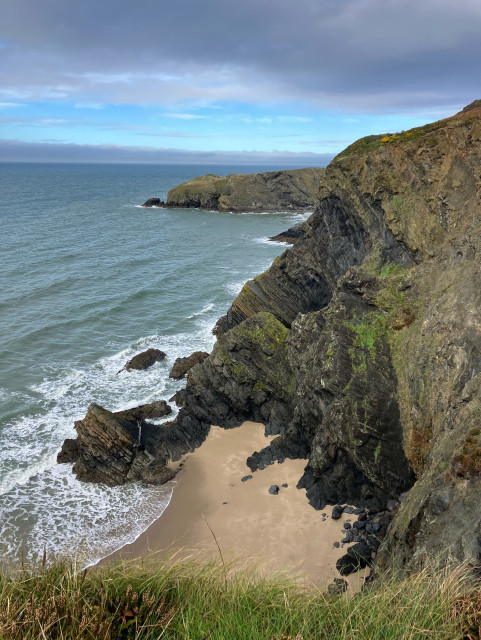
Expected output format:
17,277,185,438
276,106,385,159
268,484,279,495
336,542,373,576
270,222,306,245
241,475,253,482
142,198,164,207
332,505,344,520
62,402,209,487
333,541,340,548
57,439,79,464
169,351,209,379
122,348,166,372
169,389,187,407
343,506,354,514
327,578,348,595
372,523,381,533
116,400,172,421
386,499,400,511
343,522,352,529
282,482,288,488
353,520,366,530
353,508,365,515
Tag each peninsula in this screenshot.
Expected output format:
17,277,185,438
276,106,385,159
142,167,325,212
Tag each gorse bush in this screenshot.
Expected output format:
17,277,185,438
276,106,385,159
0,556,480,639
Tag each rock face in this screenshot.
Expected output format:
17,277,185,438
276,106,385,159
269,221,306,244
122,348,166,372
65,402,208,486
164,167,325,213
169,351,209,379
170,101,481,572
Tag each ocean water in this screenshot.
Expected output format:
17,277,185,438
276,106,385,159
0,162,311,567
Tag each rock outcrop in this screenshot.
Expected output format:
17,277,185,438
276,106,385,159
163,167,325,213
169,351,209,379
122,348,166,372
63,401,208,486
142,198,164,207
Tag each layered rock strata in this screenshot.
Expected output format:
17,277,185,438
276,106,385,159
163,167,325,212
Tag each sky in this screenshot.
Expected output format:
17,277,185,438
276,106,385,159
0,0,480,164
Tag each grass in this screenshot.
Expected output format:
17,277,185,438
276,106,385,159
0,557,480,639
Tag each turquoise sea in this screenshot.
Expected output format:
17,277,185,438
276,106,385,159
0,162,311,566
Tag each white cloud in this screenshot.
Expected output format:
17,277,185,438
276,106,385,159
163,113,207,119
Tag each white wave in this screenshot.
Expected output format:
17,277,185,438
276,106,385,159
0,463,175,568
0,324,216,499
187,302,215,319
224,280,246,297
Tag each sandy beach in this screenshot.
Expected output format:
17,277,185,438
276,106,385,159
104,421,364,588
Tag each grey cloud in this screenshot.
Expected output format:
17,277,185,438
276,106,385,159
0,138,334,165
0,0,480,111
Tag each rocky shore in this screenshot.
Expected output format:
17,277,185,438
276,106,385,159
143,167,325,213
62,100,481,580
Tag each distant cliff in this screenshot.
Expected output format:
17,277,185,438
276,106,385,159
161,167,325,212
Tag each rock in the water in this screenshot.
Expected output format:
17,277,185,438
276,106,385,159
269,222,306,245
142,198,164,207
169,351,209,379
57,438,79,464
61,402,209,487
122,348,166,372
268,484,279,495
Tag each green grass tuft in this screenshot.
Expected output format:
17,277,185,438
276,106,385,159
0,557,479,639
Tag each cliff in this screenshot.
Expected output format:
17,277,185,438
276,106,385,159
172,100,481,572
163,167,325,212
65,101,481,575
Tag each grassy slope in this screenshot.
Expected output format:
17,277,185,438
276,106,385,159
0,558,479,639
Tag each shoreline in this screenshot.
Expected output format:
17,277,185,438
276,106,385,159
101,421,365,589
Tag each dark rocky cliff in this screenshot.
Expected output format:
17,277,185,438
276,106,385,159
172,101,481,572
65,101,481,574
163,167,325,212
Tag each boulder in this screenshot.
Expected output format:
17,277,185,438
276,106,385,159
115,400,172,421
122,348,166,372
57,438,79,464
169,351,209,379
336,542,373,576
142,198,164,207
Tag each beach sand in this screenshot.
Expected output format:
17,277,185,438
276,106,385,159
104,421,365,589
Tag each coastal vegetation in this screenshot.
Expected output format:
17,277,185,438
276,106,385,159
1,558,480,639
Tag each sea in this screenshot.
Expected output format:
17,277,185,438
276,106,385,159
0,162,312,567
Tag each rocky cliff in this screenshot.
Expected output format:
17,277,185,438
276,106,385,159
163,167,325,212
66,101,481,575
171,100,481,572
